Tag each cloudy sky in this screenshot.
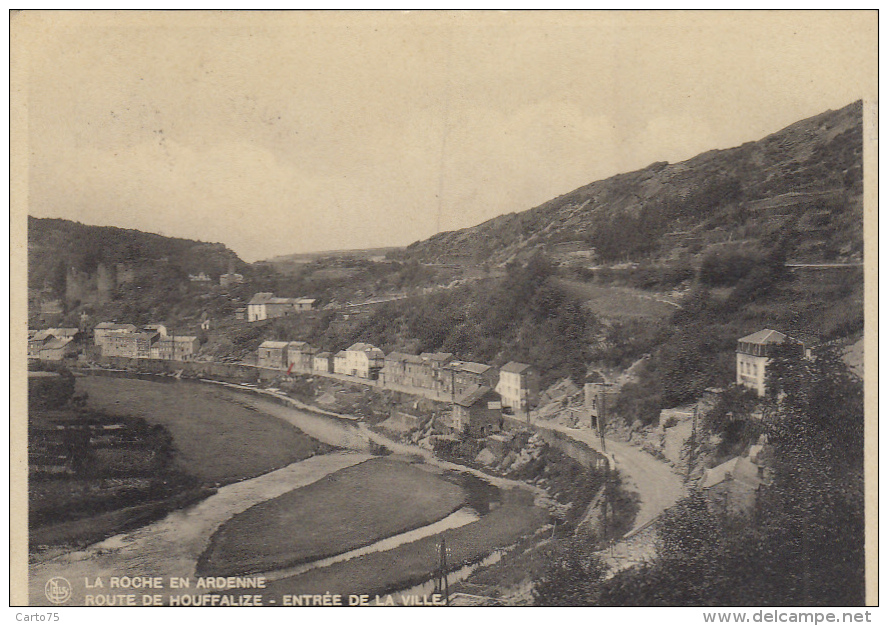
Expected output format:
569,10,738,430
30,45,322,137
19,11,876,262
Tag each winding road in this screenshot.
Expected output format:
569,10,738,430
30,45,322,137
542,423,686,533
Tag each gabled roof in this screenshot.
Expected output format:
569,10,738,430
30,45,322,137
314,351,332,358
454,386,500,407
737,329,789,345
335,350,348,357
456,361,493,375
287,341,309,350
259,340,289,349
49,328,80,338
700,456,762,489
172,336,198,343
95,322,137,331
249,292,275,305
347,342,380,352
42,337,74,350
500,361,532,374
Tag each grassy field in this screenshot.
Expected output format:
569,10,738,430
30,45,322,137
222,488,548,599
555,279,679,321
196,458,466,576
77,376,328,484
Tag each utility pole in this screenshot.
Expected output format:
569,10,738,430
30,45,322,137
433,536,450,605
598,388,608,454
686,404,698,482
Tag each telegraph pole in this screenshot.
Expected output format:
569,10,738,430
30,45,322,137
433,536,450,605
686,404,698,482
598,388,608,454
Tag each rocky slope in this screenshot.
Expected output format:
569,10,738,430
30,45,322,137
395,101,863,267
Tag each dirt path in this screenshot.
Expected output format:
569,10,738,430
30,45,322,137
28,452,371,606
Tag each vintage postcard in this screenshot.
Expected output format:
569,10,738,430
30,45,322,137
10,10,878,613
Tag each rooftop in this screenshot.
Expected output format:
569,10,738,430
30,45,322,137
453,361,492,375
454,385,499,407
500,361,532,374
737,329,790,345
700,456,762,489
248,292,275,305
259,341,289,349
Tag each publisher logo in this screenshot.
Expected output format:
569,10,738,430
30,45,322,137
45,577,72,604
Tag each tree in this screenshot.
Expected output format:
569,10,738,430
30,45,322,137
533,538,608,606
596,345,865,606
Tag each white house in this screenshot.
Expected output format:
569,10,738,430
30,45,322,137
496,361,540,417
247,293,275,322
736,329,804,397
343,343,386,378
247,293,317,322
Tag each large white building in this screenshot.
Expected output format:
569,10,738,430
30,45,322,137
736,329,804,397
247,293,317,322
496,361,540,418
343,343,386,378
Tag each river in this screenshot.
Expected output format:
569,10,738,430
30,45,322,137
29,375,539,606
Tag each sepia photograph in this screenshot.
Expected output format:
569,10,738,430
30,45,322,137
10,10,877,611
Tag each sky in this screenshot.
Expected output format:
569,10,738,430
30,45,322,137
18,11,877,262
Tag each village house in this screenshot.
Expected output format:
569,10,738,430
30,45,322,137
93,322,137,346
36,336,77,361
152,336,200,361
380,352,414,388
101,330,160,359
333,350,349,375
27,331,46,359
584,382,619,430
442,361,499,398
381,352,431,389
247,293,274,322
343,343,385,379
420,352,455,391
286,341,317,373
496,361,540,418
451,386,504,437
144,324,168,337
313,351,334,373
247,293,317,321
700,444,771,515
29,328,81,360
736,329,805,396
257,341,289,369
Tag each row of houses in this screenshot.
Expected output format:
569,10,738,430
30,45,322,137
255,339,540,419
28,328,81,361
94,322,199,361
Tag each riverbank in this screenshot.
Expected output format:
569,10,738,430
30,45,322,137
196,457,467,577
30,372,554,605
